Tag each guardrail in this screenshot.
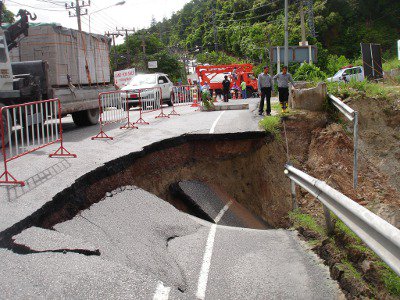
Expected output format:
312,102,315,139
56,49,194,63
328,94,359,189
285,164,400,276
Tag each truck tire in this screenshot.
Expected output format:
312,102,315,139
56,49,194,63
0,103,10,148
72,108,99,126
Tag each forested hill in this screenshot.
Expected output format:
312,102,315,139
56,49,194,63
155,0,399,59
115,0,399,79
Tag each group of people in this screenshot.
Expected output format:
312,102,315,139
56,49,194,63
201,75,248,103
199,65,295,111
257,66,295,115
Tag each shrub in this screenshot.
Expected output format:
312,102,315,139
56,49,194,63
294,63,327,82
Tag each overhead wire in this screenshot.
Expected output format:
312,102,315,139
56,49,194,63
7,0,66,11
216,0,281,17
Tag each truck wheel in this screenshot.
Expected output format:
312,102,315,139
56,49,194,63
72,108,99,126
0,104,10,148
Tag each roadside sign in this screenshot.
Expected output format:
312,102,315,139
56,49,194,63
361,43,383,80
148,61,158,69
114,68,136,88
270,45,318,63
398,40,400,60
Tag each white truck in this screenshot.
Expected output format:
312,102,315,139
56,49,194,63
0,10,114,146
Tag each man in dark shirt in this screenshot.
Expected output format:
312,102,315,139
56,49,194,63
222,76,231,102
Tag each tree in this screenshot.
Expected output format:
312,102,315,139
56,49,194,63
0,3,15,25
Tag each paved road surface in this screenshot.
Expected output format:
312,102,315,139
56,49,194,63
0,98,343,298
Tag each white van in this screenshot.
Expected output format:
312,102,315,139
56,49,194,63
327,66,364,82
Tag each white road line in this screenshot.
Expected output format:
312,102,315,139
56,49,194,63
214,201,232,223
153,281,171,300
196,201,232,300
209,111,225,134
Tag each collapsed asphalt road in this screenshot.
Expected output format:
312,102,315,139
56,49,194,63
1,187,342,299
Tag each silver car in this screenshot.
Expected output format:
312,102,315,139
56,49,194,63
121,73,174,109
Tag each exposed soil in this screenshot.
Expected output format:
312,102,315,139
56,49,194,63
285,101,400,228
283,95,400,299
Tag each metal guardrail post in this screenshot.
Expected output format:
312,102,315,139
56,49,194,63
290,179,298,209
323,204,333,235
353,111,359,189
328,94,359,189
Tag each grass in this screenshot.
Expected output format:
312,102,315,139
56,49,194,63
288,209,326,237
290,210,400,297
375,262,400,296
259,115,280,137
327,79,392,100
383,57,400,71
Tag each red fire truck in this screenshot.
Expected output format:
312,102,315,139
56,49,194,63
195,64,258,96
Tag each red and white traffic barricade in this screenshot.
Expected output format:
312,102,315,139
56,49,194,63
0,98,76,186
131,87,169,125
91,90,137,140
169,85,199,116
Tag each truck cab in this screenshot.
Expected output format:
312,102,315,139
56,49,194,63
0,30,20,102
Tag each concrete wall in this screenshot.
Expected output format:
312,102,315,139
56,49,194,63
290,82,327,111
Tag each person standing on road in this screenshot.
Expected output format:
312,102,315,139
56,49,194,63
241,79,247,99
257,66,273,116
274,66,295,113
222,75,231,102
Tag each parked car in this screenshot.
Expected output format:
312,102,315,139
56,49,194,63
121,73,174,109
327,66,364,83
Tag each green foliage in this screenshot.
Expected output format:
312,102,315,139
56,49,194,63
327,80,390,99
383,57,400,71
294,63,327,81
1,5,14,24
375,262,400,296
289,209,326,237
326,55,351,76
196,51,242,65
147,50,183,83
258,115,280,137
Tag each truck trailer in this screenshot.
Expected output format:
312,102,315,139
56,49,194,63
0,10,114,146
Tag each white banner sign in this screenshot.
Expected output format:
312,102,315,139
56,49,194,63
114,68,136,88
148,61,158,69
398,40,400,60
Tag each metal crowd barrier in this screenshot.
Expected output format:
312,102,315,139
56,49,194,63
130,87,168,125
169,85,198,116
328,94,359,189
91,91,137,141
0,98,76,186
285,164,400,276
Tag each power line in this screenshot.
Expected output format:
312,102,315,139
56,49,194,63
216,0,281,17
7,0,65,11
216,8,284,23
65,0,91,32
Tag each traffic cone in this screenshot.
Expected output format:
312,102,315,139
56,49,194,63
191,87,199,107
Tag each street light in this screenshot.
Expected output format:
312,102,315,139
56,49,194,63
89,1,126,35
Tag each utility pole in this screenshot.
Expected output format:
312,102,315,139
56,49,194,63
65,0,90,32
116,27,135,67
212,8,218,52
106,31,122,70
284,0,289,67
300,1,307,45
0,1,3,27
307,0,316,38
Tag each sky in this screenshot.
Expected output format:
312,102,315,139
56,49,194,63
5,0,191,44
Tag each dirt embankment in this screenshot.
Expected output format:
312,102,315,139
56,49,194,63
285,99,400,228
283,97,400,299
